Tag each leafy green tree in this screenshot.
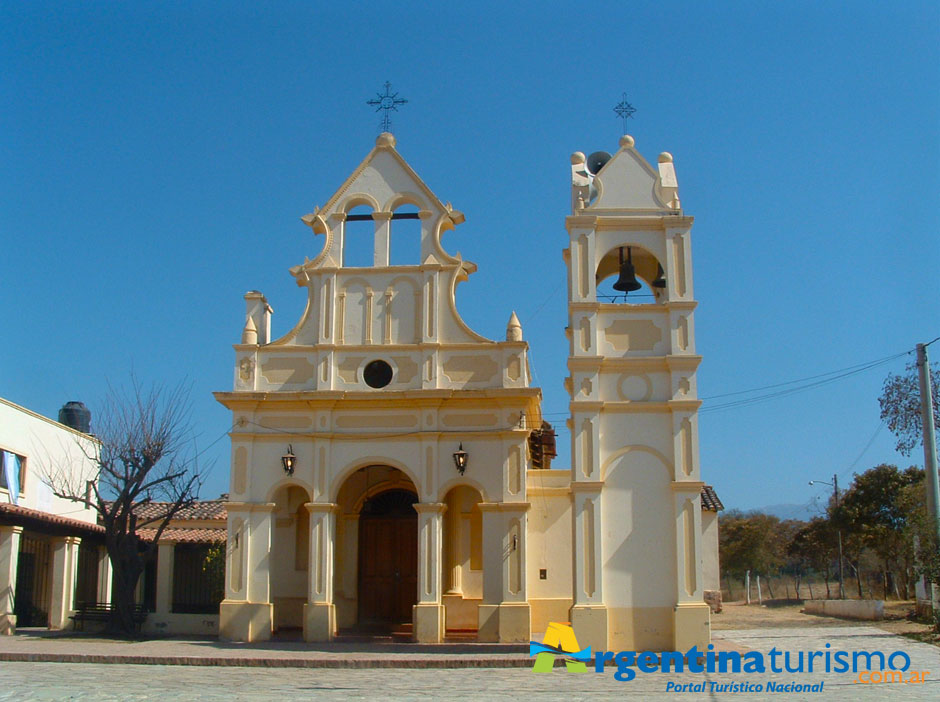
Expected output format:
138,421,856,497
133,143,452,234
832,464,923,598
719,510,785,588
788,517,837,598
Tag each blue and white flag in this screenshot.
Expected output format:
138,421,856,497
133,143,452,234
2,451,20,505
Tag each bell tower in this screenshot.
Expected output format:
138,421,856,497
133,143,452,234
564,135,710,651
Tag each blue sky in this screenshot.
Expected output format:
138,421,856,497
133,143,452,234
2,1,938,513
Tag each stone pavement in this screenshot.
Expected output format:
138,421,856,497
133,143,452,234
0,626,937,700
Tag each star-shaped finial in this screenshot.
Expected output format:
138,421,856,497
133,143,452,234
613,93,636,133
366,81,408,133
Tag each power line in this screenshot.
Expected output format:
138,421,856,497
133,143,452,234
699,350,911,414
700,349,911,402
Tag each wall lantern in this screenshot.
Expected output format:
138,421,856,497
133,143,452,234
452,443,468,475
281,445,296,475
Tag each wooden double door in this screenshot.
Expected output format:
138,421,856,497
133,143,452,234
357,490,418,628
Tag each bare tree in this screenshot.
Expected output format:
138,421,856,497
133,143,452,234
43,379,206,635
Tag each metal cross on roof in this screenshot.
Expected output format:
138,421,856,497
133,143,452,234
613,93,637,133
367,81,408,133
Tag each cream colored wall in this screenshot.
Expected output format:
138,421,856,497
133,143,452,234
566,137,709,652
0,398,99,523
219,134,544,643
701,510,720,591
526,470,572,634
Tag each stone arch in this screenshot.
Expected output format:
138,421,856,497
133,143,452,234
440,484,484,632
599,444,673,482
330,457,421,504
437,476,490,504
384,191,427,212
601,447,676,610
332,465,420,631
341,193,381,213
269,483,313,631
595,241,666,304
264,478,314,504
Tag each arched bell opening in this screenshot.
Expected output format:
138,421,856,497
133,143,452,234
343,204,377,268
334,465,418,634
270,484,312,633
441,485,484,639
595,244,666,304
388,204,422,267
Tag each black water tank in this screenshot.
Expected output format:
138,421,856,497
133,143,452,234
58,401,91,433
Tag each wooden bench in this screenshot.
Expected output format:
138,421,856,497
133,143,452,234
70,602,148,632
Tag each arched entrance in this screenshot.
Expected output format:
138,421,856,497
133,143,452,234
333,465,419,634
357,489,417,629
270,484,310,632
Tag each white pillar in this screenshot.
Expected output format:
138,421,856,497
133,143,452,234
672,482,710,651
49,536,81,629
219,503,275,643
373,211,392,267
0,526,23,634
247,505,274,605
303,502,336,642
155,541,176,615
477,503,531,642
96,546,112,605
413,502,446,642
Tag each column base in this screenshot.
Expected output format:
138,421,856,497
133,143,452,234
0,613,15,636
303,602,335,642
570,604,607,649
219,600,273,642
673,602,710,651
413,603,445,643
477,603,530,643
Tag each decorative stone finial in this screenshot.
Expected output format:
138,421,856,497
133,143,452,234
241,316,258,345
376,132,396,148
506,311,523,341
619,135,635,148
658,152,673,163
570,151,586,165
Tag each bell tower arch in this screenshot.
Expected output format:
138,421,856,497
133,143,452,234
564,134,710,651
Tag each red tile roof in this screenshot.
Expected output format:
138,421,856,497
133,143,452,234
0,502,105,534
136,527,226,544
701,485,724,512
109,499,228,523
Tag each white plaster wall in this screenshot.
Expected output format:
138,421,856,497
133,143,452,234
0,399,98,523
601,451,676,607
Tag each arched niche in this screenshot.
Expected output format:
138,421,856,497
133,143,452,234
595,243,666,304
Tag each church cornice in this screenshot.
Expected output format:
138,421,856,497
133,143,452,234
565,214,694,230
214,387,542,410
566,355,702,372
567,300,697,313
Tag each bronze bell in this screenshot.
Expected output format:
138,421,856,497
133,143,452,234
612,247,642,293
652,264,667,289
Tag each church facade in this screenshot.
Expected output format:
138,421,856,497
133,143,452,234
215,132,715,650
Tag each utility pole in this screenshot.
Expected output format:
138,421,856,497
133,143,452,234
916,342,940,610
833,474,846,600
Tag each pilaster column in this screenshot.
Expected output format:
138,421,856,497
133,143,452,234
477,503,531,643
413,502,446,642
303,502,337,642
219,502,276,643
155,541,176,615
671,481,710,650
372,211,392,267
0,526,23,634
570,483,607,647
49,536,81,629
